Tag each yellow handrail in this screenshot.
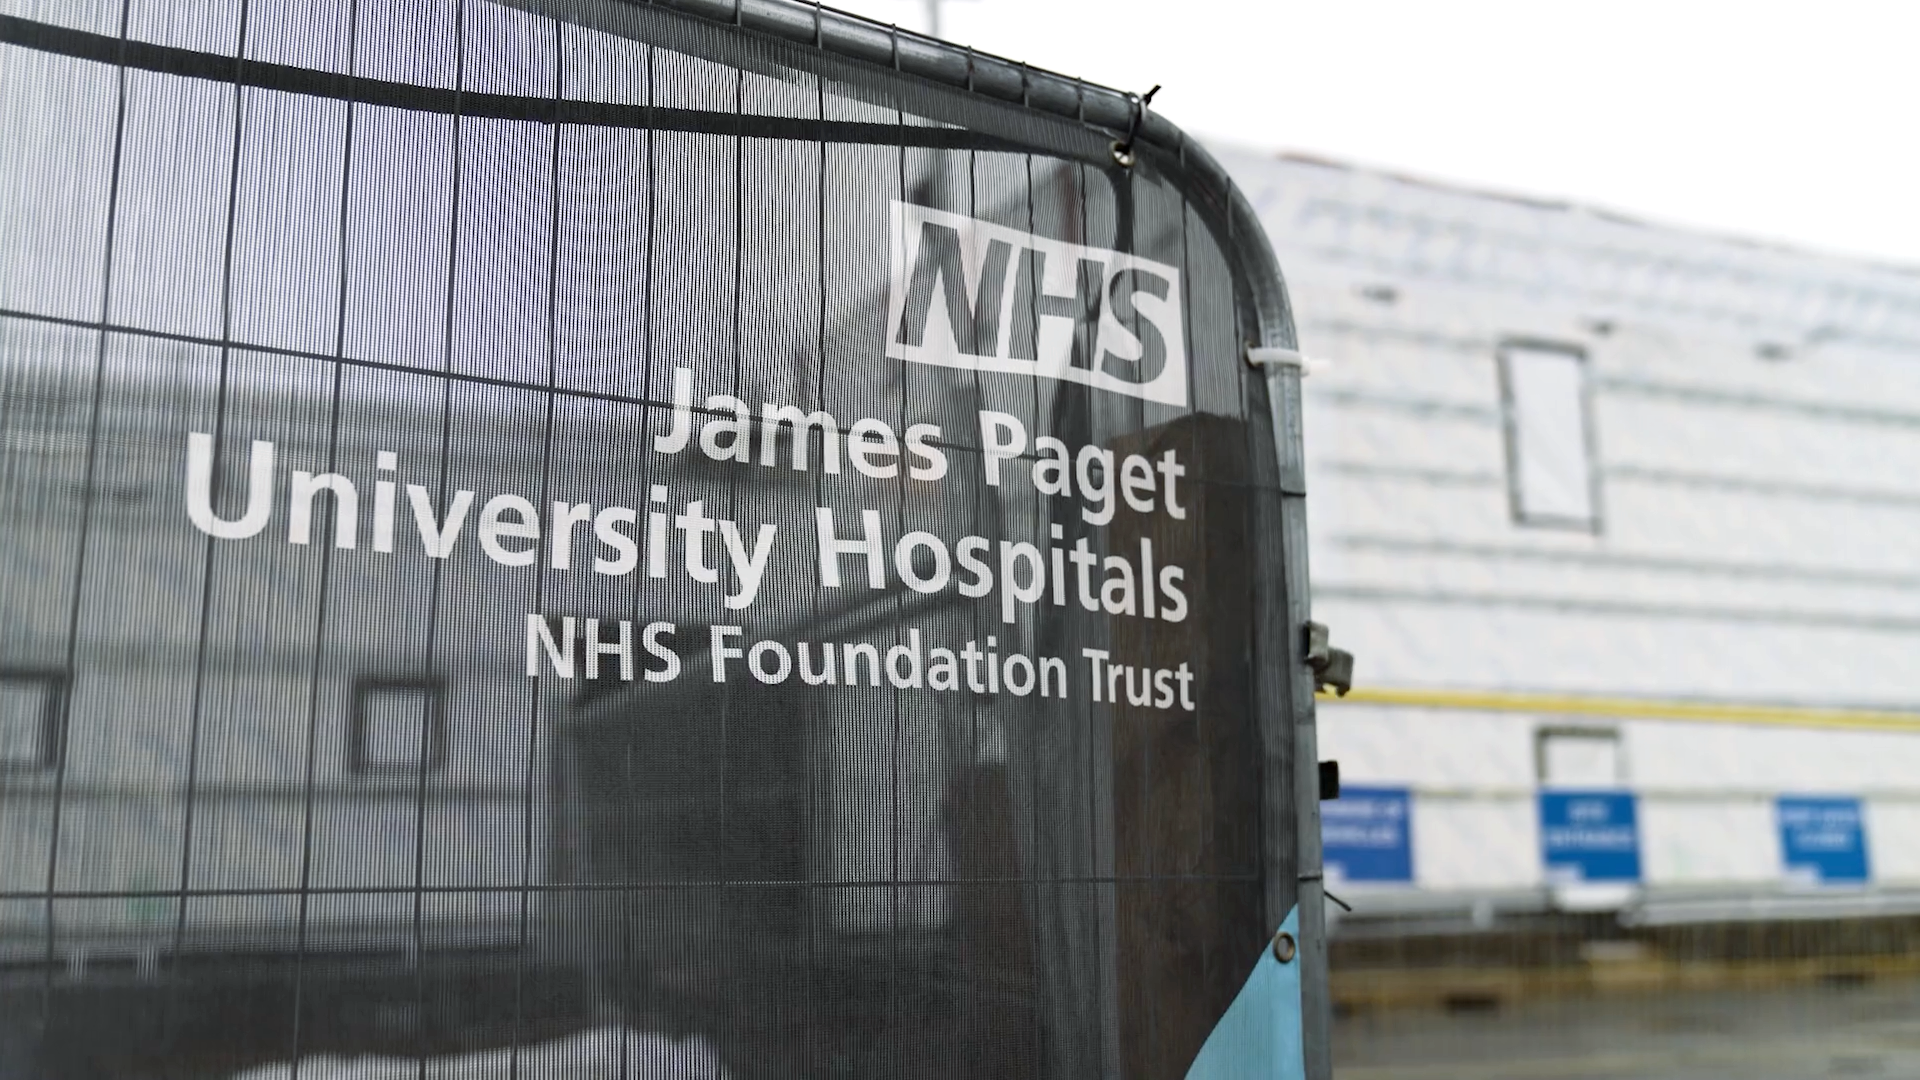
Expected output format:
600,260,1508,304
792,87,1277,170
1317,685,1920,733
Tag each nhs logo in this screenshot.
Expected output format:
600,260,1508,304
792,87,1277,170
886,202,1188,407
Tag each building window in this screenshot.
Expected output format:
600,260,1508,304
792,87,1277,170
1498,342,1601,532
348,675,448,776
1536,725,1624,788
0,668,67,773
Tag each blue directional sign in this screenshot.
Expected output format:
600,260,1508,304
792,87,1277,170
1321,786,1414,883
1540,791,1641,883
1778,796,1870,886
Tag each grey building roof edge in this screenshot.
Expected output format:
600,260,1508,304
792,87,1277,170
1212,138,1920,283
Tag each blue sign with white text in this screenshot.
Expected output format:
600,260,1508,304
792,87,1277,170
1540,791,1641,883
1321,786,1413,883
1778,796,1870,886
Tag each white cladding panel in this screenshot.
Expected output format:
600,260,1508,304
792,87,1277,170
1316,707,1535,790
1870,803,1920,881
1409,798,1542,892
1639,800,1778,886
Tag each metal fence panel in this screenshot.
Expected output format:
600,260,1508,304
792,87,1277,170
0,2,1314,1076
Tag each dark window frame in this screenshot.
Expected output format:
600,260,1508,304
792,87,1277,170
347,674,449,776
1534,724,1626,788
1496,338,1605,535
0,667,68,773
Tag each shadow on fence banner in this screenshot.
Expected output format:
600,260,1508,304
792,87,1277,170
0,0,1323,1075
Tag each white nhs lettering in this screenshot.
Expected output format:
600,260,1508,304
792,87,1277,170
885,202,1188,407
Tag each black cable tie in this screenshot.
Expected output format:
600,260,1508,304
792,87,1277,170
1325,889,1354,913
1111,83,1160,168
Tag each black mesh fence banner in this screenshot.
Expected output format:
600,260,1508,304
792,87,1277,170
0,1,1318,1076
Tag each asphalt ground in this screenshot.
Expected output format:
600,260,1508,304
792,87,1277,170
1333,977,1920,1080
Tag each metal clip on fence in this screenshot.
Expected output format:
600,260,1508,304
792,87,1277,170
1110,83,1161,167
1304,621,1354,697
1247,345,1332,376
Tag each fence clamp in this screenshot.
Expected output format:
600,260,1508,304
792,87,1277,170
1110,83,1160,168
1246,345,1331,376
1304,621,1354,697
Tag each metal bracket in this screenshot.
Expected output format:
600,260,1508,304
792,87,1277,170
1317,760,1340,800
1247,345,1332,376
1303,621,1354,697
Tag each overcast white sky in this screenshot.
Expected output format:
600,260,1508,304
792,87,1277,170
829,0,1920,268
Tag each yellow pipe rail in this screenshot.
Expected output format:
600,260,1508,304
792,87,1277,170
1317,685,1920,733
